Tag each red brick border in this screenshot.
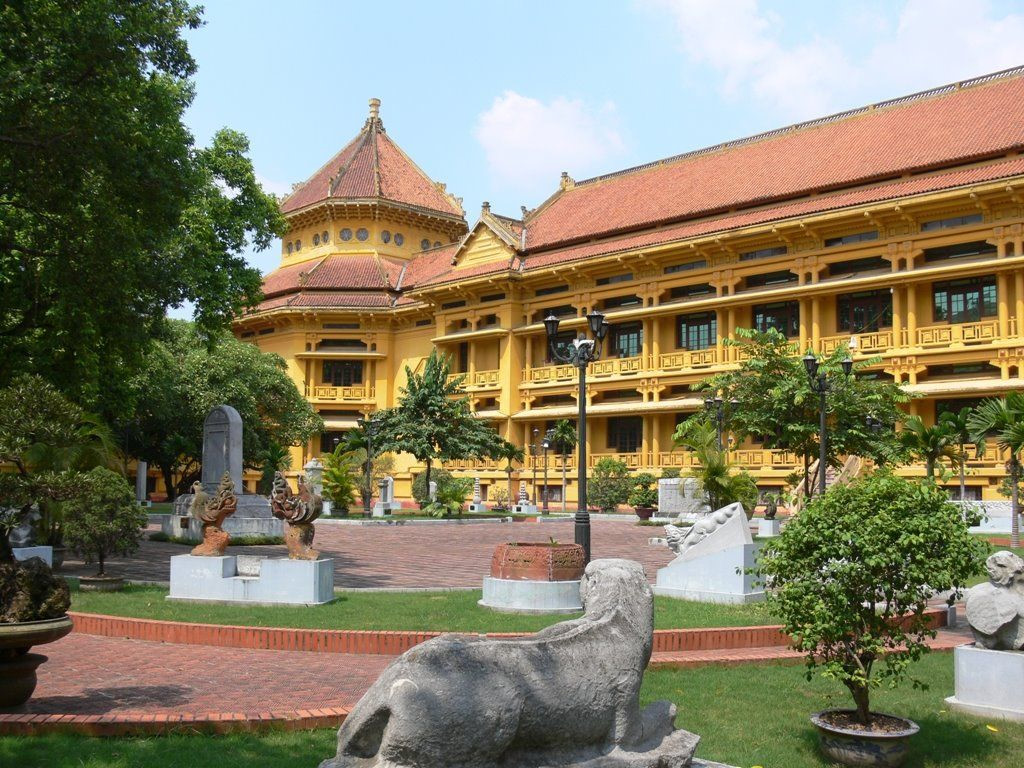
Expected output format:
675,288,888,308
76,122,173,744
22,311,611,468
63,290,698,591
67,607,947,656
0,707,350,736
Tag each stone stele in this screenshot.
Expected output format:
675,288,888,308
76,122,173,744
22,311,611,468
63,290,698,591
201,404,243,494
965,550,1024,650
320,558,729,768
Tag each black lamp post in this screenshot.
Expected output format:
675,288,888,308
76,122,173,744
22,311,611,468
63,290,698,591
803,351,853,496
541,429,553,514
703,396,739,450
543,308,609,562
866,414,885,466
356,415,376,517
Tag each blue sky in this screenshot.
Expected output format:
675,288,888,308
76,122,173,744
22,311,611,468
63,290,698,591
182,0,1024,278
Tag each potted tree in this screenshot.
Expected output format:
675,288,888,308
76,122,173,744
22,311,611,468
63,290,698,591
63,467,148,591
588,457,632,513
759,471,987,767
321,444,358,517
628,472,658,520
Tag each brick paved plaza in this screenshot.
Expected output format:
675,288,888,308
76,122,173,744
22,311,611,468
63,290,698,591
62,518,676,587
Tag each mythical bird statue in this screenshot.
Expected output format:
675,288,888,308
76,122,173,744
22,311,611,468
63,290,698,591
189,473,237,556
270,470,323,560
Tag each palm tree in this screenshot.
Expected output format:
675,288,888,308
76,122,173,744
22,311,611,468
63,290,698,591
493,440,525,503
549,419,578,513
968,393,1024,547
899,415,959,480
672,416,757,514
939,407,974,503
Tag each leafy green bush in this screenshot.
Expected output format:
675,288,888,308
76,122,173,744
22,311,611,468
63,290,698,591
588,458,631,512
660,467,680,479
424,477,473,518
412,468,454,505
628,472,659,508
322,445,358,512
63,467,148,576
490,486,510,510
758,471,987,725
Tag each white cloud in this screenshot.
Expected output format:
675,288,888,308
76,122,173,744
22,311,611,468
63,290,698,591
474,92,625,198
645,0,1024,122
256,172,293,198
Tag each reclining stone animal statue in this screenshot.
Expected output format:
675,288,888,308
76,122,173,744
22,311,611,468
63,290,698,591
319,558,706,768
965,549,1024,650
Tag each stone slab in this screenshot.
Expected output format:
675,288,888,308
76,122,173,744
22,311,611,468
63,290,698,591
480,576,583,613
945,643,1024,722
12,546,53,567
757,518,781,537
371,501,401,517
168,554,334,605
654,542,764,605
162,504,283,542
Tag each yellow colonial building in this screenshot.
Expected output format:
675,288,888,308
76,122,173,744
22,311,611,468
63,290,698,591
235,69,1024,504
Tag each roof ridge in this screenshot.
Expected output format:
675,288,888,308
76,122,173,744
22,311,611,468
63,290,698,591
572,65,1024,189
375,130,465,217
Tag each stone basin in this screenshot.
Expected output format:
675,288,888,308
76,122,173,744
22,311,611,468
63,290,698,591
490,542,585,582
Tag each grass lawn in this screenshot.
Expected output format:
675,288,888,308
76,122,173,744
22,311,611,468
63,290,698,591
69,583,778,632
2,652,1021,768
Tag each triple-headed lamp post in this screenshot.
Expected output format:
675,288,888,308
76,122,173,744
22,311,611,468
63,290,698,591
543,309,609,562
802,350,853,496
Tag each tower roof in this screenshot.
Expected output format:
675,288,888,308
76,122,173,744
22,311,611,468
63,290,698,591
280,98,464,220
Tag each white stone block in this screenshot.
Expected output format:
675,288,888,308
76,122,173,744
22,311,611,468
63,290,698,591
168,554,334,605
467,502,489,513
757,519,781,537
12,546,53,567
512,503,539,515
946,643,1024,722
654,543,764,604
480,577,582,613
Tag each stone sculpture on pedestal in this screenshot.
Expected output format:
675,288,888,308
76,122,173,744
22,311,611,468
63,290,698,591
320,558,736,768
270,471,324,560
467,476,489,513
189,473,238,556
947,550,1024,722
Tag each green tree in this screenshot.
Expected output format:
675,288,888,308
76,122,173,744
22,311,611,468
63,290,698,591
968,393,1024,547
374,350,503,505
493,440,525,504
125,321,322,499
759,471,986,725
549,419,577,513
0,1,283,415
588,458,632,513
939,407,975,503
62,467,148,577
321,445,359,515
0,375,97,561
702,328,910,498
899,415,959,480
257,441,292,496
672,416,758,514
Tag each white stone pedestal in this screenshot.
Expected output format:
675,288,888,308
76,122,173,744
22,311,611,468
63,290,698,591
169,554,334,605
479,577,582,613
467,502,489,513
945,643,1024,722
512,503,539,515
757,519,781,537
654,543,764,604
13,546,53,567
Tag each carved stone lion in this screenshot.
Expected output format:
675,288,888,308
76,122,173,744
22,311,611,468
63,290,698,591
320,558,699,768
965,550,1024,650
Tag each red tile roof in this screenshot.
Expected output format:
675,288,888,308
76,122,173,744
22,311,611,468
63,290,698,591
523,156,1024,271
396,244,458,290
525,69,1024,251
280,107,464,219
261,258,326,297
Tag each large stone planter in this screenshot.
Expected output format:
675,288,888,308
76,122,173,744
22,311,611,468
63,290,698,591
810,709,919,767
481,542,585,613
0,615,73,707
78,575,125,592
490,542,585,582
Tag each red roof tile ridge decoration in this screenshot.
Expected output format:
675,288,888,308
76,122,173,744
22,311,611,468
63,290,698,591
281,100,464,219
524,65,1024,251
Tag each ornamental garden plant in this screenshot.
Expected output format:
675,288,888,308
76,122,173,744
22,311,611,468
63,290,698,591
588,457,632,513
758,471,987,765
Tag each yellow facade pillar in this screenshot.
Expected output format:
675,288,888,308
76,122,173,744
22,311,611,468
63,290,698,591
906,283,917,344
641,319,651,367
811,298,820,351
641,415,650,467
715,309,725,359
525,335,534,369
651,414,661,466
651,317,661,367
998,273,1011,337
727,308,736,361
892,287,904,348
1015,270,1024,337
798,299,808,351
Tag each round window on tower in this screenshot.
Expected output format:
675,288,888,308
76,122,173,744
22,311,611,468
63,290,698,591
295,240,302,251
340,228,352,241
420,238,430,250
433,241,441,248
381,230,391,244
356,228,369,241
287,242,293,254
394,233,404,246
322,230,329,243
313,233,320,246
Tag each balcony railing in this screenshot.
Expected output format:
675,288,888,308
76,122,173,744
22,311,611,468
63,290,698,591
527,356,643,383
588,451,646,469
447,369,501,389
912,319,1003,349
309,384,375,401
525,455,576,470
658,348,719,371
526,363,577,384
447,457,498,470
821,330,893,355
590,355,643,377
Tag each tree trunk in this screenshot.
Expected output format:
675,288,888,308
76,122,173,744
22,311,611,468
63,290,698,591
423,458,432,510
926,456,935,480
97,551,105,577
804,452,811,499
160,464,176,502
0,533,14,564
845,679,872,726
959,440,967,502
1012,457,1020,549
507,466,514,504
